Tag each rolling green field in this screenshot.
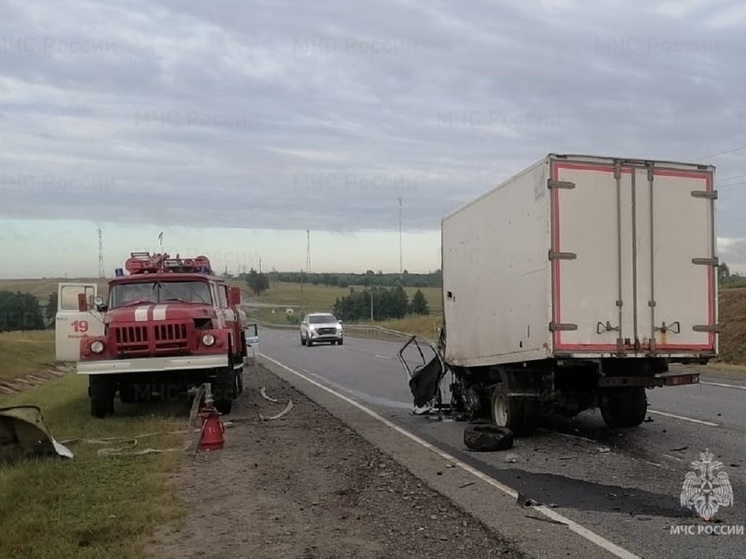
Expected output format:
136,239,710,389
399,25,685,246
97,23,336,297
0,332,186,559
0,278,109,304
244,280,442,311
0,330,57,381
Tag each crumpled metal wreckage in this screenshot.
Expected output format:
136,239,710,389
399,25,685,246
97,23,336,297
0,405,73,464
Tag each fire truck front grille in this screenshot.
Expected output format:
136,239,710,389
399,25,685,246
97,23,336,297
153,323,189,352
111,323,189,355
112,325,149,355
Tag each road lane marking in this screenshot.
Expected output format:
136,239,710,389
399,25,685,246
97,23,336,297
648,410,718,427
375,354,392,359
700,381,746,390
260,352,641,559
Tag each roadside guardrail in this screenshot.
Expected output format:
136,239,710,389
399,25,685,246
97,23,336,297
251,319,432,342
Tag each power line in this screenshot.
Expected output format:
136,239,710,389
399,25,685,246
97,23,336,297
718,173,746,183
691,145,746,162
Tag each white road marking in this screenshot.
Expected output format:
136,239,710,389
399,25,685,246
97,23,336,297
648,410,718,427
375,354,392,359
260,353,641,559
700,381,746,390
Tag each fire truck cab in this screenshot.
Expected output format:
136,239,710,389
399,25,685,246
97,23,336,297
57,252,252,417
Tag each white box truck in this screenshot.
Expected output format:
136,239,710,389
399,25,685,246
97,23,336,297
402,154,717,436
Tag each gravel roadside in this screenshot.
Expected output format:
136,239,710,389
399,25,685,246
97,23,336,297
148,365,526,559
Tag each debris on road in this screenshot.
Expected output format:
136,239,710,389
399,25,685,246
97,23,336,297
463,423,514,452
0,405,73,463
259,399,293,422
260,386,279,403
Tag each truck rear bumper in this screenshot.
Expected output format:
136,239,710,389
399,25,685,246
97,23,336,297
598,371,700,388
77,355,229,375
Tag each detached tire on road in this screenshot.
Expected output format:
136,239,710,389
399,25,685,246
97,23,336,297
463,423,514,452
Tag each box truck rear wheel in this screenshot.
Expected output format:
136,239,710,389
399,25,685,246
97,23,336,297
491,384,539,436
600,387,647,428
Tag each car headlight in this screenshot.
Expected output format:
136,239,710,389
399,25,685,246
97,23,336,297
202,333,215,346
90,340,105,354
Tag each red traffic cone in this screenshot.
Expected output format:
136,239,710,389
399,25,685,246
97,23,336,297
198,408,225,451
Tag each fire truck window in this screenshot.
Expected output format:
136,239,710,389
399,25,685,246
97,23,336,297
159,281,211,304
220,286,229,307
110,283,155,307
60,285,93,310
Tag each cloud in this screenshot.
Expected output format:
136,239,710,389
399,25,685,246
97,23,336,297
1,0,746,242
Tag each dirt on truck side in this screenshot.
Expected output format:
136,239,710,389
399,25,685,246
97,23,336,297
148,365,525,559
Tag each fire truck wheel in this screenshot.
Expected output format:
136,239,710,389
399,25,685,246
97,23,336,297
212,369,234,414
90,376,116,418
118,382,136,403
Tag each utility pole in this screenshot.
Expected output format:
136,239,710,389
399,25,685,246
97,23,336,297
398,197,403,279
306,229,311,273
97,228,104,278
259,257,262,274
370,291,374,322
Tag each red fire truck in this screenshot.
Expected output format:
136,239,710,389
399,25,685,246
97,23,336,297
55,252,255,417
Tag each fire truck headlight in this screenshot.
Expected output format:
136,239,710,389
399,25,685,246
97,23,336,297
90,340,105,354
201,333,216,346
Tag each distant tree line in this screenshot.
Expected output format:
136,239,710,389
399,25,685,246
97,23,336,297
267,269,442,289
243,268,269,296
719,262,746,288
0,291,48,332
332,287,430,321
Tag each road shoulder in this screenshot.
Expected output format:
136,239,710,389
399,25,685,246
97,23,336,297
260,355,627,559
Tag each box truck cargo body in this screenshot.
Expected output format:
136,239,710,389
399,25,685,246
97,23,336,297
407,154,717,435
443,153,717,364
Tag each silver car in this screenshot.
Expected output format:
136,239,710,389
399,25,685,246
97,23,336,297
300,313,343,346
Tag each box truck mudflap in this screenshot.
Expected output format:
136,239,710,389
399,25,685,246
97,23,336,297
400,154,716,435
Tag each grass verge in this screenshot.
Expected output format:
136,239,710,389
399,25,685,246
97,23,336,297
0,375,186,559
0,330,57,381
374,314,442,341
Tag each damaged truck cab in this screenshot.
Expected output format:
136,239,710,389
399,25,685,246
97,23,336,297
55,252,256,417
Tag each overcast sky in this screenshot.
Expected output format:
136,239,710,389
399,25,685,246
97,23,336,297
2,0,746,277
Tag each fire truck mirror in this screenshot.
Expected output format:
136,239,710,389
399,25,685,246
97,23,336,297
77,293,89,312
92,296,107,312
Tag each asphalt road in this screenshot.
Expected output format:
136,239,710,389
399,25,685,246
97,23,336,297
257,328,746,559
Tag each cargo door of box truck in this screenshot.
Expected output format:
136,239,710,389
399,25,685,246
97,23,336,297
549,158,716,356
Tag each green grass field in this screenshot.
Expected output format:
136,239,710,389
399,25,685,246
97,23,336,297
0,278,109,304
0,370,186,559
0,330,57,381
241,281,442,322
